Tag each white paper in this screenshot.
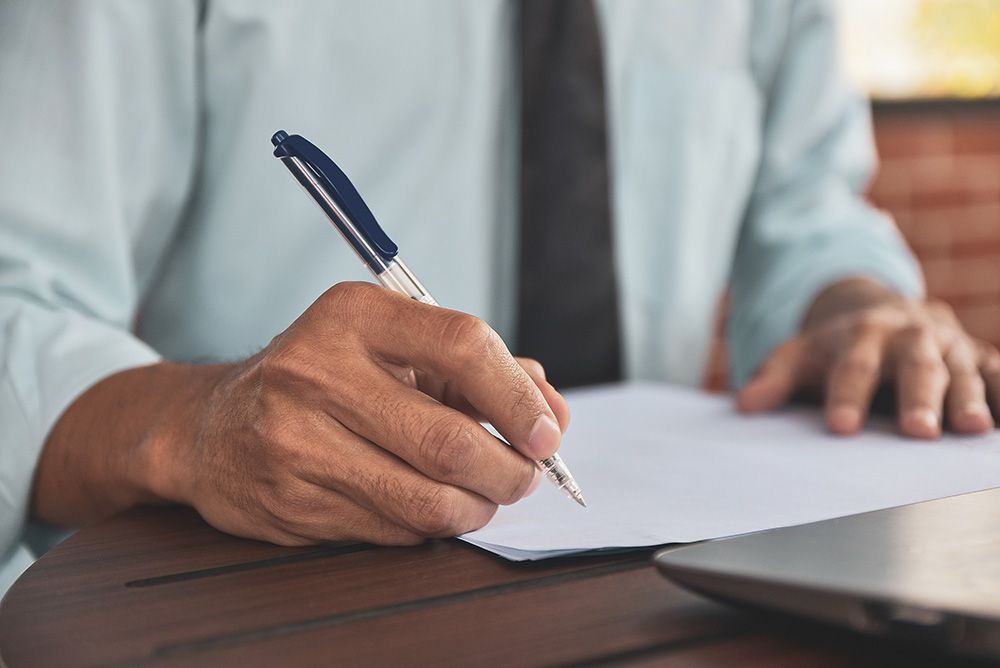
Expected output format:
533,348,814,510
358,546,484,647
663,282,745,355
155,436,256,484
461,383,1000,560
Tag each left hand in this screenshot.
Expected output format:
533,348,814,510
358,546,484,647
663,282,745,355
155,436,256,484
737,279,1000,439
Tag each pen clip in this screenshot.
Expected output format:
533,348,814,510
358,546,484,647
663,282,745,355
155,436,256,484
271,130,398,262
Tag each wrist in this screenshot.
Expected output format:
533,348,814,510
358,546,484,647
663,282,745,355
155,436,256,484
33,360,234,526
138,361,235,507
804,277,908,331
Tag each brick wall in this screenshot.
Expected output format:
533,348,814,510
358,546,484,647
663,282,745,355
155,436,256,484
869,102,1000,349
704,101,1000,391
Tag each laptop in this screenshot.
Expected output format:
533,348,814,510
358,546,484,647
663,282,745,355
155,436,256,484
654,487,1000,660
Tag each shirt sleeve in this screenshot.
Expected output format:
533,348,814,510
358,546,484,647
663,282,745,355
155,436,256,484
727,0,924,388
0,0,200,588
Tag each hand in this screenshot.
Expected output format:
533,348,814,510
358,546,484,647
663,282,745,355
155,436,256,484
39,281,570,545
737,279,999,439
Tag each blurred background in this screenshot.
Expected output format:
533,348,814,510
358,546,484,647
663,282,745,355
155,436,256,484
706,0,1000,390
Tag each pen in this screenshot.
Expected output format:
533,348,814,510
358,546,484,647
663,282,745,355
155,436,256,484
270,130,587,508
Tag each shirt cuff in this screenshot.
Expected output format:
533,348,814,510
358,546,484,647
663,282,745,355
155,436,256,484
728,219,924,388
0,299,161,566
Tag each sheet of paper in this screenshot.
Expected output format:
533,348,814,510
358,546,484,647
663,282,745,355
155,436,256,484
461,383,1000,560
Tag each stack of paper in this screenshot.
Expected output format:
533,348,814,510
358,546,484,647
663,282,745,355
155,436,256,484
461,383,1000,560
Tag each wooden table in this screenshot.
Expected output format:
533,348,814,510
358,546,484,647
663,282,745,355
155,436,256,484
0,507,981,667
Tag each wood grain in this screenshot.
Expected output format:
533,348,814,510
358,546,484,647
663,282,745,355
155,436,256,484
0,507,982,667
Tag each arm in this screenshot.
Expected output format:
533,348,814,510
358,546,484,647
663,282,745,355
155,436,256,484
5,2,568,557
741,275,998,437
0,0,198,584
727,0,923,390
37,284,569,546
731,1,998,438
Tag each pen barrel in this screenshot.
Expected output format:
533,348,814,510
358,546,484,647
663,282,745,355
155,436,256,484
377,258,438,305
538,453,581,496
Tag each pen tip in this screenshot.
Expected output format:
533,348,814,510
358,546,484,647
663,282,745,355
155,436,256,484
575,496,588,508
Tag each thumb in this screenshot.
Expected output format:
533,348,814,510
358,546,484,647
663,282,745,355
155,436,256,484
737,338,806,413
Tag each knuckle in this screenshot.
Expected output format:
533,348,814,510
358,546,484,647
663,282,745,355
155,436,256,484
945,342,979,373
518,357,546,380
257,338,329,395
901,348,947,376
439,313,502,365
499,360,549,419
470,504,499,533
272,429,313,471
950,368,985,390
928,299,956,321
257,478,308,522
256,493,285,524
249,395,289,442
248,402,317,472
408,484,460,536
257,345,298,387
979,344,1000,374
249,392,292,434
418,414,477,479
270,482,316,515
854,311,888,336
980,340,1000,356
320,281,379,313
505,381,542,422
257,337,347,402
498,466,534,506
837,354,879,379
364,468,409,509
899,323,936,346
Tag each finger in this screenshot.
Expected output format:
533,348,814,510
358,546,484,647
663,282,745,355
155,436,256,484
979,342,1000,419
344,287,563,460
196,503,317,548
434,357,571,433
258,480,424,545
297,416,499,537
944,341,993,434
517,357,571,431
536,377,571,432
891,327,949,439
328,359,537,506
824,331,885,435
736,338,806,413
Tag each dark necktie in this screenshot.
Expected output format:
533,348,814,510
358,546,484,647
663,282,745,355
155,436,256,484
516,0,622,389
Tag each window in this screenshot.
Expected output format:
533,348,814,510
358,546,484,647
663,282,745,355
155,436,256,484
838,0,1000,99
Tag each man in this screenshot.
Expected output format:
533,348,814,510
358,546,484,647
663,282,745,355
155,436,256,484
2,0,998,596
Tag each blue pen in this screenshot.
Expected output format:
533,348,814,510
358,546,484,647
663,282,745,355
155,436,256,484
271,130,586,507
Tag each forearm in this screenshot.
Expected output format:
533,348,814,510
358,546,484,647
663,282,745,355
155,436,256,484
31,361,230,527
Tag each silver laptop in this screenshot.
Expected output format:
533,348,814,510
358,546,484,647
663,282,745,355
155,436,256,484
654,487,1000,660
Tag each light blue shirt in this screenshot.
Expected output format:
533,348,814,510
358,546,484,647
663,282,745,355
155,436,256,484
0,0,922,593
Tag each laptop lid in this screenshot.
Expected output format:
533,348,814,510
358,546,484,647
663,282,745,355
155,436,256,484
654,487,1000,660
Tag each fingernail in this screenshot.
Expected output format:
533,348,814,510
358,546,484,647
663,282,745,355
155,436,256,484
526,414,561,459
962,403,990,419
906,408,939,436
524,468,542,498
829,405,862,433
960,403,994,431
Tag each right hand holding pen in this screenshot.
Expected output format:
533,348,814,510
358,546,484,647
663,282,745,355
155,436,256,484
152,282,570,546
